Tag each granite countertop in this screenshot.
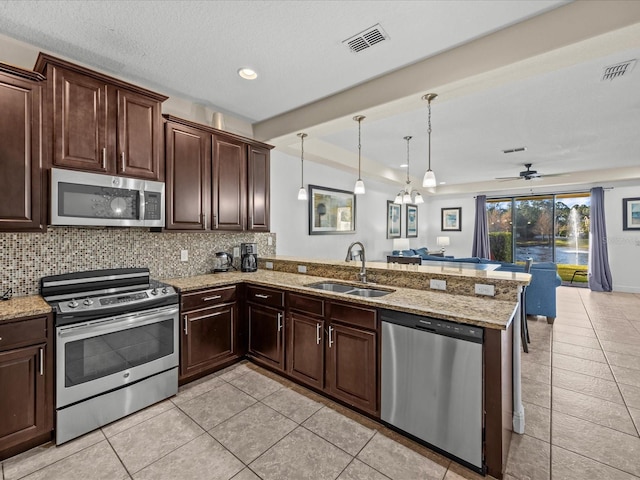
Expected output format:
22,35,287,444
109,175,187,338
164,270,518,330
0,295,52,322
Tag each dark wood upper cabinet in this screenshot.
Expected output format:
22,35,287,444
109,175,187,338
165,121,210,230
163,115,272,232
212,135,246,231
247,145,270,232
0,63,45,232
34,53,167,181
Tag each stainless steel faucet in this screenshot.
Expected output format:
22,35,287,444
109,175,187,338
345,241,367,283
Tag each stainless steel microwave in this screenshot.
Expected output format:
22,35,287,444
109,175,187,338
50,168,165,227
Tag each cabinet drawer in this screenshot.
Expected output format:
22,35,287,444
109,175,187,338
288,293,324,317
0,316,47,351
181,286,236,311
329,302,377,331
247,286,284,308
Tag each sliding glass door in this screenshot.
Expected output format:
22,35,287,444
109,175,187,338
487,193,590,282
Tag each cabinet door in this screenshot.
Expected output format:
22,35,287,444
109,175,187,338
52,66,110,173
165,122,209,230
247,145,270,232
0,344,47,453
326,323,377,415
247,304,284,371
212,135,246,230
116,88,163,180
0,72,44,232
181,304,236,378
288,313,324,390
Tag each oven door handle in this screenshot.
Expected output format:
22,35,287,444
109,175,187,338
57,306,179,339
139,189,146,222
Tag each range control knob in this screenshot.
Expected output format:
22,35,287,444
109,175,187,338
68,299,79,309
151,288,158,296
162,287,169,294
83,298,94,306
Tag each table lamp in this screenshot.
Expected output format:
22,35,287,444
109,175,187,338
393,238,410,255
436,236,450,253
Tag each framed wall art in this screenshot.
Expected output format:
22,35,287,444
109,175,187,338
405,204,418,238
623,197,640,230
441,207,461,231
308,185,356,235
387,200,401,239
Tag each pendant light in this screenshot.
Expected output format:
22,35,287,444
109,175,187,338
394,136,424,205
422,93,438,188
297,133,308,201
353,115,366,194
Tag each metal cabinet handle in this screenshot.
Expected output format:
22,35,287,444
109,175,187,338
39,347,44,376
316,323,321,345
120,152,126,172
328,326,334,348
183,314,188,335
277,312,283,332
101,148,106,169
255,294,270,299
213,214,218,229
203,295,222,301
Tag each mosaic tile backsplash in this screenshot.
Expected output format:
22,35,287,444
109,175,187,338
1,227,276,297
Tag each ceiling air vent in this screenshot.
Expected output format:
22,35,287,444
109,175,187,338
601,59,636,81
343,24,389,53
502,147,527,154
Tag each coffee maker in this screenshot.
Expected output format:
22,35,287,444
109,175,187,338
240,243,258,272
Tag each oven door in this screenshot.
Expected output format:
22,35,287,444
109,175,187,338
56,305,179,408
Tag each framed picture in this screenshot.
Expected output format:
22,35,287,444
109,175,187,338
308,185,356,235
441,207,462,231
387,201,401,238
405,204,418,238
623,197,640,230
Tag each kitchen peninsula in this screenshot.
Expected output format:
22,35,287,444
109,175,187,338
165,256,529,478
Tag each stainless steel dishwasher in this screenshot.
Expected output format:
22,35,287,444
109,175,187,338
381,309,484,471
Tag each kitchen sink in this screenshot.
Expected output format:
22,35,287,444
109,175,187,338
305,282,393,297
305,282,357,293
345,287,391,298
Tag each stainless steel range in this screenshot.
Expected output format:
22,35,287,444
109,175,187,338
41,268,179,444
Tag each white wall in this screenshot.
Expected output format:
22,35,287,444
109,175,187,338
603,185,640,293
424,195,477,258
270,151,430,262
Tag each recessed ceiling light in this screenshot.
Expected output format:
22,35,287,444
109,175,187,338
439,181,446,185
238,67,257,80
400,164,408,168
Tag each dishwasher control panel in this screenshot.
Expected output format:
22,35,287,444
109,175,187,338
380,309,483,343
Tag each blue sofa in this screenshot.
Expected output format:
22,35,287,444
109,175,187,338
393,248,562,323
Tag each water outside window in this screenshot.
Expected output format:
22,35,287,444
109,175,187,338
487,193,590,284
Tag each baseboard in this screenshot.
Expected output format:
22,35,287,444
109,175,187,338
613,285,640,294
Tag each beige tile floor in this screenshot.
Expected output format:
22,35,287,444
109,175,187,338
2,286,639,480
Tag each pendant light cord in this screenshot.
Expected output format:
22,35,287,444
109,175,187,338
357,118,362,180
300,134,305,187
427,99,432,171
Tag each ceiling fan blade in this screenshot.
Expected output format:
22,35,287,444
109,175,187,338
538,173,566,178
495,176,522,180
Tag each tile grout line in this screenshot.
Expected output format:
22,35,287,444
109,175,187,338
578,289,640,439
102,432,133,479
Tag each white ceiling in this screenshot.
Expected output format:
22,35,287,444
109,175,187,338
1,0,639,195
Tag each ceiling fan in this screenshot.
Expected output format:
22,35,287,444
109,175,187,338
496,163,563,181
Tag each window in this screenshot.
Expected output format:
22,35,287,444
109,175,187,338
487,193,590,275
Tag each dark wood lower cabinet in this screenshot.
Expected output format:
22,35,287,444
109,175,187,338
247,304,285,371
326,322,377,415
0,315,53,461
181,303,236,379
288,313,324,390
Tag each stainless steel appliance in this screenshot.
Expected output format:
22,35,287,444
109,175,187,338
213,252,233,272
41,268,178,444
240,243,257,272
380,309,484,472
50,168,165,227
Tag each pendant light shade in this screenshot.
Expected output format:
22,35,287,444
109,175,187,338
394,192,403,205
422,93,438,188
414,191,424,204
353,115,366,195
297,133,308,201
